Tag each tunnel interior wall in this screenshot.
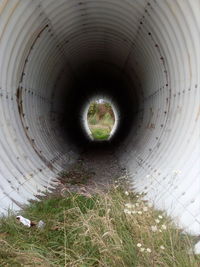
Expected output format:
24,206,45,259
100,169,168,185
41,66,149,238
0,0,199,235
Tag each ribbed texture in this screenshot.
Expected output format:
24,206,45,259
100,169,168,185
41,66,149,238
0,0,199,234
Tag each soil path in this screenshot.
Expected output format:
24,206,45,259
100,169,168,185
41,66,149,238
52,146,126,197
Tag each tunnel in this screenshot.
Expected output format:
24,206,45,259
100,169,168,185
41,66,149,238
0,0,199,235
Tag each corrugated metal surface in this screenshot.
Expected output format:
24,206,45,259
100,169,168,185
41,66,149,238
0,0,199,234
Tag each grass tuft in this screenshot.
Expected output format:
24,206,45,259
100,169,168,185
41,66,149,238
91,128,110,140
0,188,199,266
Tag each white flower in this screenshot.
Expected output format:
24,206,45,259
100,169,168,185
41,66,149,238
115,180,118,183
155,219,160,224
137,211,142,215
135,203,139,207
136,195,139,198
124,209,132,215
161,224,167,230
160,245,165,250
125,203,133,208
125,191,129,196
143,207,148,212
146,248,151,253
151,225,158,232
140,248,145,252
158,215,163,219
159,230,162,233
137,243,142,247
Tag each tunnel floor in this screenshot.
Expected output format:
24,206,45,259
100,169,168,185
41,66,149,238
50,146,127,198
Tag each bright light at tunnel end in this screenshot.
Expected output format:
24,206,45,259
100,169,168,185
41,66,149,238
82,96,119,141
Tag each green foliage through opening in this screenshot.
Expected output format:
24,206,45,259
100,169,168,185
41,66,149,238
87,100,115,141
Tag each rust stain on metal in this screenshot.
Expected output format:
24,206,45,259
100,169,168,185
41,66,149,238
16,86,54,171
146,108,154,129
195,106,200,122
15,24,55,171
19,25,49,84
149,123,155,129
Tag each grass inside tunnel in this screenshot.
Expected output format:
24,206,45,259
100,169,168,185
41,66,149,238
87,100,115,141
0,186,199,267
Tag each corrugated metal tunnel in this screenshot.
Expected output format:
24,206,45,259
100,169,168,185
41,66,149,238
0,0,199,235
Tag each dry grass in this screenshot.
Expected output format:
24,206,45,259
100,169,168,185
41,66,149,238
0,185,199,266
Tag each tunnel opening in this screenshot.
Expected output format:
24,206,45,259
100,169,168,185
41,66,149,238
55,64,138,151
0,0,199,235
85,98,117,141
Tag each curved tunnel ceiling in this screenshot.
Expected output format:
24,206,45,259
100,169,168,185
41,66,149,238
0,0,200,235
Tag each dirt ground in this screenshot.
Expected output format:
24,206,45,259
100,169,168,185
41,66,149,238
50,146,127,197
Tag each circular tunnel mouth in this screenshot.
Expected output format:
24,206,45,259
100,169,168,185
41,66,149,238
57,64,138,150
82,97,119,142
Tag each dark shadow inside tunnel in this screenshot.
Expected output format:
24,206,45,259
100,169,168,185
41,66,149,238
0,0,199,236
51,63,140,151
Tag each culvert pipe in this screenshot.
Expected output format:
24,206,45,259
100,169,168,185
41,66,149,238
0,0,199,235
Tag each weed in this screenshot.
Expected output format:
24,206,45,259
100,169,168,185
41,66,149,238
0,188,199,266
